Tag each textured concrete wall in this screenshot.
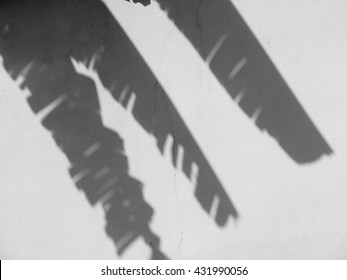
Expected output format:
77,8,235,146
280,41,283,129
1,0,346,259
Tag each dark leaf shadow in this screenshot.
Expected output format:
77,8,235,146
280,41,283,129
156,0,333,163
0,0,238,258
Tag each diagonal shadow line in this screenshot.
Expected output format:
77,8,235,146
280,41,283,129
155,0,333,163
0,0,237,258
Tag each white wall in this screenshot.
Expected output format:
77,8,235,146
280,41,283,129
1,0,347,259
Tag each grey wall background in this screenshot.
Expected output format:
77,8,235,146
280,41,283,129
0,0,347,259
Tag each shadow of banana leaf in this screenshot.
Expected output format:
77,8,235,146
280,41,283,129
88,0,239,225
0,0,237,259
156,0,333,163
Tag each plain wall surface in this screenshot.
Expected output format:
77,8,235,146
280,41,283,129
1,0,347,259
